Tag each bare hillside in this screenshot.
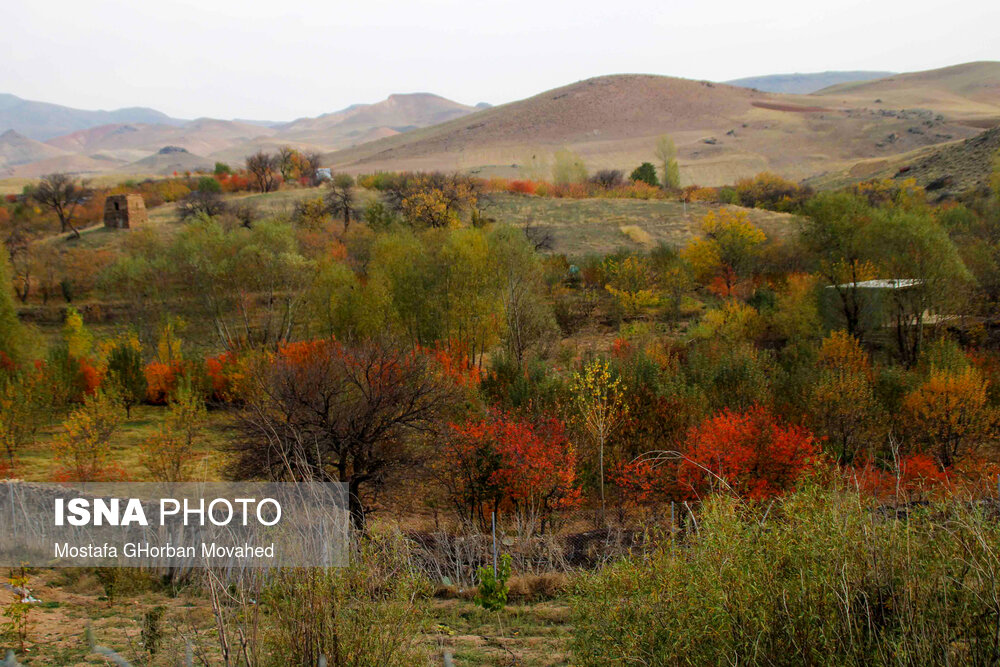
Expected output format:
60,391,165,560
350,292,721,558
815,62,1000,125
0,130,69,170
322,68,994,185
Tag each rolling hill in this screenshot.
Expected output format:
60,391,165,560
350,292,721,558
0,93,184,141
3,92,478,178
275,93,477,146
321,63,1000,185
0,130,69,170
726,71,895,94
815,62,1000,125
45,119,279,163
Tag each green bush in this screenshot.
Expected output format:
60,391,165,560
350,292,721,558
475,554,513,612
196,176,222,194
571,486,1000,666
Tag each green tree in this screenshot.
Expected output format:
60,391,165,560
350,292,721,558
0,370,45,468
0,252,27,364
629,162,659,188
104,336,147,418
801,192,877,338
489,226,556,368
168,218,311,349
196,176,221,193
654,135,680,189
863,207,971,366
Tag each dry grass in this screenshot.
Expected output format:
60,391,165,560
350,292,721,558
487,193,799,256
618,224,655,247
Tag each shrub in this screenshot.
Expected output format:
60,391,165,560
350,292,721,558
256,530,429,665
734,172,811,211
572,487,1000,666
507,179,538,195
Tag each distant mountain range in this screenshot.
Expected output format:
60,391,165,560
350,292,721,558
3,63,1000,185
726,71,895,94
0,93,187,141
0,92,479,177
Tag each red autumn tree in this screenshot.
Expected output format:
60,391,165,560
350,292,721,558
204,350,241,402
678,406,819,500
443,412,581,533
850,452,951,501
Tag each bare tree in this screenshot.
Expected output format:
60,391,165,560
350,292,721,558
245,151,279,193
325,174,356,232
590,169,624,189
523,223,554,252
178,191,228,220
231,339,459,527
31,173,91,239
232,201,259,229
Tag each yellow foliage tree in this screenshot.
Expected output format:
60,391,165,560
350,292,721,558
604,256,658,317
809,331,882,464
62,306,93,360
904,366,995,468
139,382,206,482
692,300,761,343
682,209,766,296
571,358,629,523
53,391,123,481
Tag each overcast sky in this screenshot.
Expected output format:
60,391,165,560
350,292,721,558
3,0,998,121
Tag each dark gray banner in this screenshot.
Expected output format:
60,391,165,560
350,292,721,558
0,482,349,568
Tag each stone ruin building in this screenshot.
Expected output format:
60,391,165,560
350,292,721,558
103,194,148,229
